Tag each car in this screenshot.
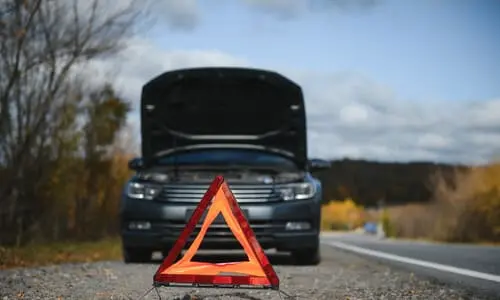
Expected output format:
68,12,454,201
119,67,331,265
364,222,378,235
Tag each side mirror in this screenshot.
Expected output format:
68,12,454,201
308,158,331,171
128,157,144,171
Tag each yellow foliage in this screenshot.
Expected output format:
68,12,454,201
321,198,365,231
30,149,134,242
387,160,500,243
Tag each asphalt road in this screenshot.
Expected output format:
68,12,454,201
1,236,499,299
322,232,500,298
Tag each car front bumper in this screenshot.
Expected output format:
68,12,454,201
120,197,320,252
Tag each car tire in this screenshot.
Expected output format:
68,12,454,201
123,247,152,264
291,245,321,266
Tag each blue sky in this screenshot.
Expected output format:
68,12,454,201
150,0,500,102
98,0,500,164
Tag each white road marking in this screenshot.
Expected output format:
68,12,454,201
324,240,500,284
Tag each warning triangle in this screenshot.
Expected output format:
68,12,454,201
153,175,280,289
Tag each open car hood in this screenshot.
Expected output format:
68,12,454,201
140,67,308,169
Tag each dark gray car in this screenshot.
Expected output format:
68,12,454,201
119,67,331,265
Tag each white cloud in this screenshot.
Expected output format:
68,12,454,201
86,38,500,165
339,104,370,124
152,0,201,31
105,0,382,32
243,0,381,19
81,37,247,106
417,133,452,150
243,0,310,19
75,0,202,31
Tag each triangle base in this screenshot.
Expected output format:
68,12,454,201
154,274,277,290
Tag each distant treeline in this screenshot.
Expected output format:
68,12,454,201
312,159,468,207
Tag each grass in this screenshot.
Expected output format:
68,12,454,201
0,237,122,270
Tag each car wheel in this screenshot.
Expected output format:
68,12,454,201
291,245,321,266
123,247,152,264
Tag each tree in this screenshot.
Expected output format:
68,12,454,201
76,83,131,239
0,0,142,245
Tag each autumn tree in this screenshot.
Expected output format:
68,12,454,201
0,0,142,245
31,82,130,242
77,84,131,239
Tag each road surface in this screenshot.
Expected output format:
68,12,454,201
0,233,498,299
322,232,500,298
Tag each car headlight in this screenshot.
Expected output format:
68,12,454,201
126,181,162,200
137,172,169,182
278,182,316,201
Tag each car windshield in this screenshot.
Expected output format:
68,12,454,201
155,149,296,167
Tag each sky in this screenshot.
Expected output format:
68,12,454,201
89,0,500,164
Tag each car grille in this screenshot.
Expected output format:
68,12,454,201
153,221,284,247
160,222,284,236
157,184,282,203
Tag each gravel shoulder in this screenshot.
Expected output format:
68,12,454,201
0,245,495,300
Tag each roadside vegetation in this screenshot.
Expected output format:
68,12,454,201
0,0,144,246
0,0,144,269
384,161,500,243
321,160,500,244
320,198,366,231
0,237,121,269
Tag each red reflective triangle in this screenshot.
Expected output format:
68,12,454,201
153,175,280,289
